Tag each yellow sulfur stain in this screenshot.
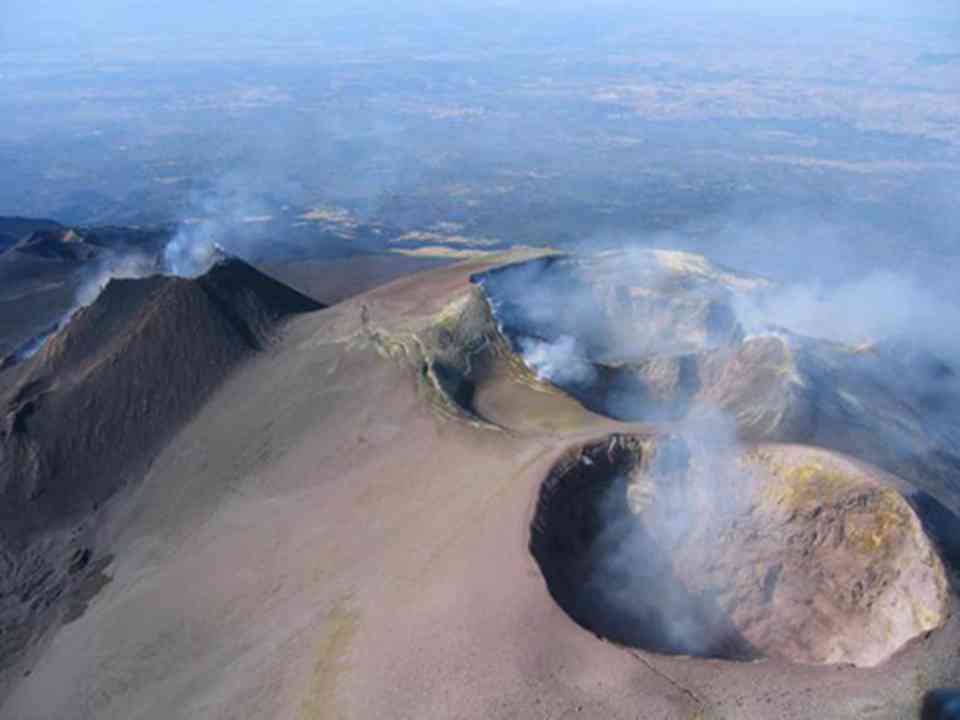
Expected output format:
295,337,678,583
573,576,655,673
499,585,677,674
843,491,907,556
298,597,360,720
758,462,856,511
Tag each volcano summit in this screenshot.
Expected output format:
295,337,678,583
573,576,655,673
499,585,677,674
1,248,959,720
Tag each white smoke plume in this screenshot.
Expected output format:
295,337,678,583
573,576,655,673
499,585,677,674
519,335,597,387
14,175,265,364
160,171,281,277
587,412,752,658
162,222,223,278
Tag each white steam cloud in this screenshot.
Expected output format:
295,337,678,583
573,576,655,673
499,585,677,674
16,175,265,365
162,222,223,278
160,172,280,277
586,416,764,658
519,335,597,387
735,270,954,352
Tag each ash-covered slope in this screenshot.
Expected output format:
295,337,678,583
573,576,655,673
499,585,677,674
0,258,322,670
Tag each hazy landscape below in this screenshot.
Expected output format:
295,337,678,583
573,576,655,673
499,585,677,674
1,2,958,288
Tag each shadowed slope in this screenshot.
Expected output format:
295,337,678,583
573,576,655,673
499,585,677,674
0,218,63,248
2,257,323,544
0,258,323,674
8,230,99,263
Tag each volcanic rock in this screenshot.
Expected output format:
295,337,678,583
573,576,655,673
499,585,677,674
701,445,948,666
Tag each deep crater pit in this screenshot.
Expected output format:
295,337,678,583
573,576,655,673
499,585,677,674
530,434,950,667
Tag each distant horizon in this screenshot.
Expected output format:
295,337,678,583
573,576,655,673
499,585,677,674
2,1,957,51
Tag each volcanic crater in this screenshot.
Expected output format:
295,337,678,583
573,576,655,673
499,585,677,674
431,250,960,668
530,434,948,667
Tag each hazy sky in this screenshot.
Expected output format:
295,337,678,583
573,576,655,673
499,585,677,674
1,0,956,50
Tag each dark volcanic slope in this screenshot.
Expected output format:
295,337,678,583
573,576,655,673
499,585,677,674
0,219,68,258
0,220,171,356
0,258,322,672
0,235,16,255
0,229,86,355
0,218,63,245
2,257,323,544
9,230,99,262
